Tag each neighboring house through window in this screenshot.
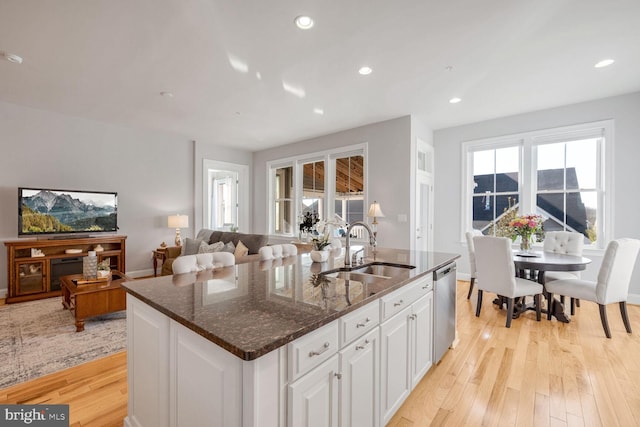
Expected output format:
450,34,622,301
462,120,612,250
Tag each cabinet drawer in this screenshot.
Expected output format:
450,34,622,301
413,275,433,300
288,321,339,381
339,302,380,347
380,284,416,321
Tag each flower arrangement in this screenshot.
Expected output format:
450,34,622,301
299,211,319,233
311,219,332,251
509,214,544,251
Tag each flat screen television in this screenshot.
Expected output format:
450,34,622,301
18,187,118,237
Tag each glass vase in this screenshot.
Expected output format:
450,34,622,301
519,235,532,253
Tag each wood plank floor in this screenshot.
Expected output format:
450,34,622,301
2,281,639,426
388,282,640,427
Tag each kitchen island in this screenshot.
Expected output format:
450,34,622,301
121,247,459,427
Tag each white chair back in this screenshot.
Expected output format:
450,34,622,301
596,238,640,304
543,231,584,256
172,252,235,274
465,230,482,278
259,244,298,261
473,235,518,298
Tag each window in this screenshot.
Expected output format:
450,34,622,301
203,159,248,232
268,145,367,237
333,154,364,225
471,146,520,234
463,121,611,249
273,165,294,234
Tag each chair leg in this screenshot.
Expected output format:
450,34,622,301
467,277,475,299
570,298,576,316
598,304,612,338
547,292,553,320
576,298,581,307
476,289,483,317
506,298,514,328
620,301,633,334
535,294,541,321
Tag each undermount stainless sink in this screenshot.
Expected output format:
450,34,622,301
346,263,415,278
319,262,416,296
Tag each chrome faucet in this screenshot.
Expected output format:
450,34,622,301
344,221,376,266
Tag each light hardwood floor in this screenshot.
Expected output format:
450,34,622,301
2,281,639,426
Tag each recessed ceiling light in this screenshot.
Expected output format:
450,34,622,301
2,52,23,64
295,15,314,30
449,97,461,104
358,66,373,76
313,108,324,115
160,91,174,98
594,59,615,68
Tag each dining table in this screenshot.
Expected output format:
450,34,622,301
511,250,592,322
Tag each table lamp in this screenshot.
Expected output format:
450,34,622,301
367,201,385,241
168,214,189,246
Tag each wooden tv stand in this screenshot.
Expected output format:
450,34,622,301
4,235,126,304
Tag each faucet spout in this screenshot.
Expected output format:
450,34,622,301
344,221,376,266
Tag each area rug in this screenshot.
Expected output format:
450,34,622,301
0,297,126,389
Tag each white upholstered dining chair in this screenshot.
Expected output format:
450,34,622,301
473,235,543,327
543,231,585,313
465,230,483,299
545,238,640,338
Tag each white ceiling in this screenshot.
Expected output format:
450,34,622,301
1,0,639,151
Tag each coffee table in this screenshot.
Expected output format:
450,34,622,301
60,271,132,332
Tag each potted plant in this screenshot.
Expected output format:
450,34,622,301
97,259,111,279
311,221,331,262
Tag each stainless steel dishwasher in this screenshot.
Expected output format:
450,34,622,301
433,262,457,364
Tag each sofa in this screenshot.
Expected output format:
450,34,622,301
161,229,269,275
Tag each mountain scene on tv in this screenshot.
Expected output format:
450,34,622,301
21,189,117,234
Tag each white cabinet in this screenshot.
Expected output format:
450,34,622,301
339,327,380,427
380,305,412,423
125,295,243,427
126,294,170,427
380,290,433,425
288,354,340,427
411,291,433,386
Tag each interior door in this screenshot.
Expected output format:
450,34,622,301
415,140,434,252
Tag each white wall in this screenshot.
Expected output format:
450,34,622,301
0,100,250,296
433,91,640,302
252,116,413,250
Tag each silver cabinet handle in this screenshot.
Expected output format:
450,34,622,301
335,372,342,380
356,339,370,350
422,285,430,289
356,317,371,328
394,299,404,307
309,342,330,357
410,314,417,320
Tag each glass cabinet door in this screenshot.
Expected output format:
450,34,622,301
16,260,47,295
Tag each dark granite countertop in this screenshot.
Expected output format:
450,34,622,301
122,247,460,361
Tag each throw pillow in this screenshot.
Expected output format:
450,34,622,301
221,241,236,253
182,238,203,256
234,240,249,257
198,241,225,254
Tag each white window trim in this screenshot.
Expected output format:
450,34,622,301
202,159,249,232
460,120,614,253
267,143,369,237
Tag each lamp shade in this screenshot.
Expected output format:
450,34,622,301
367,201,385,218
168,214,189,228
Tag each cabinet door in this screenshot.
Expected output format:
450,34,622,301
171,320,242,427
380,306,411,424
289,355,339,427
127,295,171,427
411,292,433,387
15,260,47,295
339,327,380,427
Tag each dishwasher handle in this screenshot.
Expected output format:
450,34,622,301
434,263,457,281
